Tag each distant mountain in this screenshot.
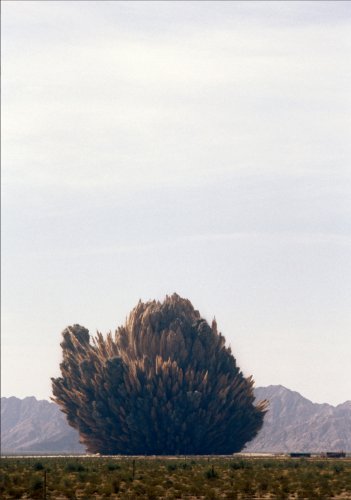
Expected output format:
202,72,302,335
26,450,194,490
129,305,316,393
1,396,84,454
1,386,350,454
245,385,351,453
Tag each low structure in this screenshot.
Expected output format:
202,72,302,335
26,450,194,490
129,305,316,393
326,452,346,458
290,452,311,458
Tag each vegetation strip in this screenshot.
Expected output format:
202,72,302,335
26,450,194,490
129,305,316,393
1,456,351,499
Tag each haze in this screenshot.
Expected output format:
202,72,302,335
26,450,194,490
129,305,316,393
2,1,351,405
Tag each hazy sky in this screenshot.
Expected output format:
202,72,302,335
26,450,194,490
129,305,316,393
2,1,351,406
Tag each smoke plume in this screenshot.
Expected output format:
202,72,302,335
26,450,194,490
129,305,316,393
52,294,267,454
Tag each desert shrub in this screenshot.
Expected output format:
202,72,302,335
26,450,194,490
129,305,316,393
230,461,242,470
289,460,301,468
144,485,158,499
333,463,344,474
82,482,99,496
30,476,43,490
315,461,326,469
65,462,86,472
7,486,25,499
33,461,44,471
29,475,44,499
11,473,22,485
111,479,120,493
132,481,147,495
100,483,113,496
167,463,178,472
242,480,255,496
205,466,218,479
106,462,121,471
77,471,88,482
230,459,252,470
262,460,275,468
205,488,217,499
280,480,290,493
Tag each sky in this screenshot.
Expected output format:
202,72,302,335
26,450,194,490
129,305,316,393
2,1,351,406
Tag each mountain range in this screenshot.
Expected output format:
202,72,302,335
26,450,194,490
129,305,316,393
244,386,350,453
1,385,350,454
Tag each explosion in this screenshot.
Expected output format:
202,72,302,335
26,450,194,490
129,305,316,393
52,294,267,454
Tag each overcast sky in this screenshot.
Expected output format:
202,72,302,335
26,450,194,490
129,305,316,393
2,1,351,406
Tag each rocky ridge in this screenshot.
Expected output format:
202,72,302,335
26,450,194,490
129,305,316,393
1,386,350,453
